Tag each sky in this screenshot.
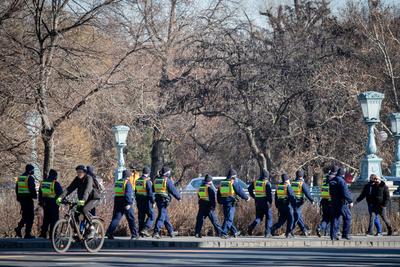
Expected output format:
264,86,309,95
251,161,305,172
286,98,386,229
237,0,399,26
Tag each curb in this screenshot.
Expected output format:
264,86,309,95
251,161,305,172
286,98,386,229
1,237,399,250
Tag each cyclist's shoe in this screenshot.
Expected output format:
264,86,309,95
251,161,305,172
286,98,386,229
106,233,114,240
85,226,96,239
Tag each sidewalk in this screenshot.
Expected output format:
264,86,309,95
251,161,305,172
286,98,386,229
0,235,399,250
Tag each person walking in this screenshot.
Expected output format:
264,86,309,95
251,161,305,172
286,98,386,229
355,174,393,236
247,169,273,237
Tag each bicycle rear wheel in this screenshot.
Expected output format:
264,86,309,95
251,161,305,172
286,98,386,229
83,218,105,253
52,219,73,253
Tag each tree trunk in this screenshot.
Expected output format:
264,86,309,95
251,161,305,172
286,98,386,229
42,129,54,178
150,127,167,179
244,127,268,173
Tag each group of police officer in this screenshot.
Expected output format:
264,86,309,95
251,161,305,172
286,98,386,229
195,166,355,240
14,163,390,240
105,166,182,239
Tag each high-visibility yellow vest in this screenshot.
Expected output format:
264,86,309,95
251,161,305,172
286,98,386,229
135,177,150,196
41,181,56,198
254,180,267,198
114,180,127,197
154,178,168,196
17,176,30,195
220,180,235,197
129,171,140,191
291,180,303,199
198,185,209,201
276,183,288,199
320,183,331,201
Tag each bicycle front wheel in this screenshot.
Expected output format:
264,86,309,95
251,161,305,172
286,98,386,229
84,218,105,253
52,219,73,253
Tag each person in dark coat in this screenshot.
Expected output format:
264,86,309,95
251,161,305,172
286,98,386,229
316,171,334,237
152,166,181,239
247,169,273,237
217,168,250,237
195,174,226,238
355,174,393,236
15,164,37,238
329,168,353,240
135,166,155,237
39,169,63,239
106,170,138,239
291,170,314,236
58,165,101,238
271,174,296,238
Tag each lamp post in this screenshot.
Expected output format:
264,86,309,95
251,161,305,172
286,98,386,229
112,125,130,181
390,113,400,177
25,111,41,180
357,91,384,183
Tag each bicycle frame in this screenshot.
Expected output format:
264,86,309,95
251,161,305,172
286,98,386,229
64,203,85,241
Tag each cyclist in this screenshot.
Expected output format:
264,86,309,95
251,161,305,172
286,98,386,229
57,165,101,238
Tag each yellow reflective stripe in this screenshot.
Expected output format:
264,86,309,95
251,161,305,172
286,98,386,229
17,176,29,194
292,181,303,198
220,180,235,197
154,178,168,195
254,180,267,197
135,178,149,196
41,181,56,198
114,180,126,197
198,185,209,201
276,184,288,199
320,184,331,200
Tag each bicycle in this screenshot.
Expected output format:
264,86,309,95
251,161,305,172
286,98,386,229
51,200,105,253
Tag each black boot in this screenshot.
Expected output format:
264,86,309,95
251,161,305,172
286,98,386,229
247,227,253,236
14,227,22,238
388,227,393,236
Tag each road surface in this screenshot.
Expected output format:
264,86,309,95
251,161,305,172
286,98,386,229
0,247,399,266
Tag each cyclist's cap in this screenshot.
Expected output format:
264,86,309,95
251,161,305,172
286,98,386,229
75,165,87,172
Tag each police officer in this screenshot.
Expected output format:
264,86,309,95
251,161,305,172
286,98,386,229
247,169,273,237
291,170,314,236
15,164,37,239
195,174,226,238
135,166,155,237
39,169,63,239
129,163,141,191
316,172,333,237
271,174,296,238
152,166,181,239
217,168,250,238
106,170,138,239
329,168,353,240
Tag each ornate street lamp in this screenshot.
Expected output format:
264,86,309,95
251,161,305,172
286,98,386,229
112,125,130,181
357,91,384,182
390,113,400,177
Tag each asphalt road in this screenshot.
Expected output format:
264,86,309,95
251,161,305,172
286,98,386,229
0,248,399,266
